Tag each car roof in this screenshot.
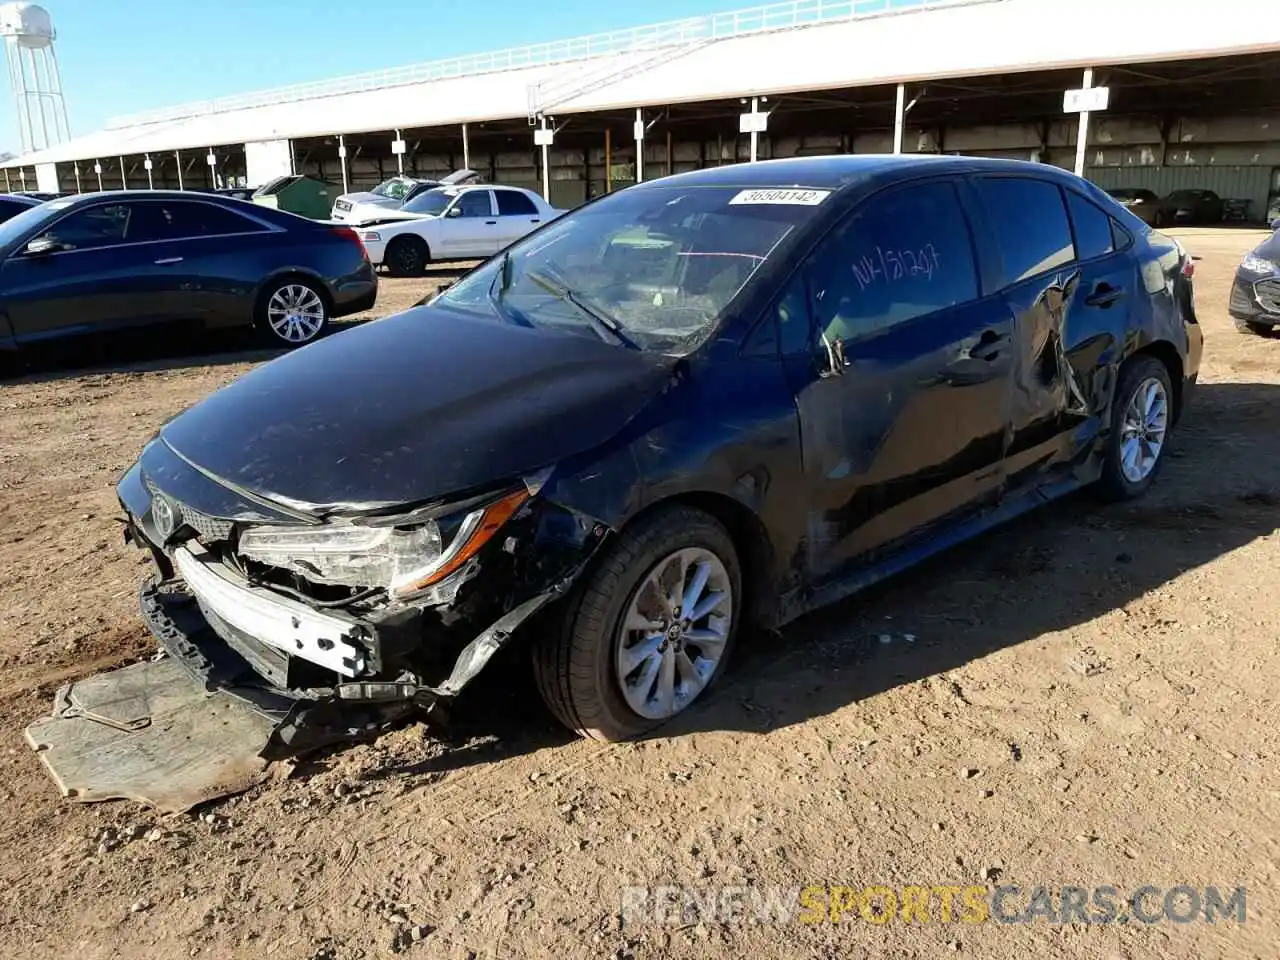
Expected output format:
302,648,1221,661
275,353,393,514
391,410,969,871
48,190,239,202
637,154,1087,193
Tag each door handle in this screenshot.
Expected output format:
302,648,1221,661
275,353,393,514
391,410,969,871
967,330,1010,362
484,220,497,225
530,218,541,223
1085,283,1125,307
154,257,184,265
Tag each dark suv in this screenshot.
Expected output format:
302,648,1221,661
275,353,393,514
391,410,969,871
118,156,1201,747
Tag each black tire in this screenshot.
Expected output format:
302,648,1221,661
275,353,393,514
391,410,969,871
385,236,430,277
1096,354,1174,502
257,277,329,347
0,348,20,380
1235,318,1274,336
533,506,742,741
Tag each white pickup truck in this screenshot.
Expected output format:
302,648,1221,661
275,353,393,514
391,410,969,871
352,185,566,275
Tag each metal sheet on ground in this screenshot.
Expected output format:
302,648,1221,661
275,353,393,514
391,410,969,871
24,658,278,812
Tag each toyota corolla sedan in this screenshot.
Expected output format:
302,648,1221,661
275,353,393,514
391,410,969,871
117,156,1201,746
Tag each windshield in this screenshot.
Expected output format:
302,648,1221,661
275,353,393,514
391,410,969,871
371,177,415,200
0,199,65,250
402,189,454,216
434,184,831,354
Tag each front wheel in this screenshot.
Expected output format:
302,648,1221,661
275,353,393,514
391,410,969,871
259,278,329,347
385,236,429,277
533,506,741,741
1235,318,1274,336
1096,355,1174,501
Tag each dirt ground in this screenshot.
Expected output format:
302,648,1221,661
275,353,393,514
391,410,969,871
1,236,1278,960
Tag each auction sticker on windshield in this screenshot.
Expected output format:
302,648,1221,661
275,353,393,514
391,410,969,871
728,188,832,206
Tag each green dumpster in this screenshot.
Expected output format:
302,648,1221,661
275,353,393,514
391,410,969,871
251,175,340,220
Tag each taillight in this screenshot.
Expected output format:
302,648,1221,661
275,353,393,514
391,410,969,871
1182,259,1195,279
330,226,367,260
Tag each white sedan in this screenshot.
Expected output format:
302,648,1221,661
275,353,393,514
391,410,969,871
353,185,564,275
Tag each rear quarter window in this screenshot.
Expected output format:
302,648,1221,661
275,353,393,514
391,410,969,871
1065,191,1115,261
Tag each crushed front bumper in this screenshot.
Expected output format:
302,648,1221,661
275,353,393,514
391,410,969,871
138,574,424,753
173,542,369,677
117,434,614,741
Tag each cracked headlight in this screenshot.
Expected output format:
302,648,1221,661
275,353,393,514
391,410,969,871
238,488,529,598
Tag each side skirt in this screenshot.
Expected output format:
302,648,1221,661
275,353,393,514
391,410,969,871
787,468,1098,626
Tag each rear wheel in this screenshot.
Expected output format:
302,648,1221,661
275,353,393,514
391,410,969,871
259,278,328,347
385,236,429,277
533,506,741,741
1096,355,1173,501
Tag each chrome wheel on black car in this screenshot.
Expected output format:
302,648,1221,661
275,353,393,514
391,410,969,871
260,279,329,346
534,506,741,741
1097,355,1175,500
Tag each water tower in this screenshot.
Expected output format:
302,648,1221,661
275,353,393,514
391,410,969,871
0,3,69,154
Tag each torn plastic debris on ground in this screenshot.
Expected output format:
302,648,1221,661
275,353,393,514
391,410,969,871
25,657,283,813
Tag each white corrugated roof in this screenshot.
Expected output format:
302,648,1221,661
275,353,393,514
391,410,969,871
6,0,1279,168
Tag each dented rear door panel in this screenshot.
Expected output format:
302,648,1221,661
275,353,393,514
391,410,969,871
999,255,1132,490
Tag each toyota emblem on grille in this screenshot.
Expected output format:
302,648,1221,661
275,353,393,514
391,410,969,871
151,493,177,541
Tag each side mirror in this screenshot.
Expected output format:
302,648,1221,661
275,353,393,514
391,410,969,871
446,206,462,218
24,235,60,256
1270,217,1280,232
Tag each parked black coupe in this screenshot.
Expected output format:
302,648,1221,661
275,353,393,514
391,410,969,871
118,156,1201,746
0,192,41,224
0,191,377,358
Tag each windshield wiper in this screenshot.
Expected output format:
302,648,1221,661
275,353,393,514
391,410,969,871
522,264,639,350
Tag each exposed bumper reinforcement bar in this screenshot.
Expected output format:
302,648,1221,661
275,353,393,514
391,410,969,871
173,543,369,678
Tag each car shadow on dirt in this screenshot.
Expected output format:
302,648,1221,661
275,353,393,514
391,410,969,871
1,319,376,384
369,379,1280,773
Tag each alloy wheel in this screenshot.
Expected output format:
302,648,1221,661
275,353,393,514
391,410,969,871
614,547,733,721
1119,376,1169,483
266,284,326,344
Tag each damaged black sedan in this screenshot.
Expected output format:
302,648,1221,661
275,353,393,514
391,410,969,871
118,156,1201,745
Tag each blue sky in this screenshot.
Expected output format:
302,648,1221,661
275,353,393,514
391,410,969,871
27,0,752,138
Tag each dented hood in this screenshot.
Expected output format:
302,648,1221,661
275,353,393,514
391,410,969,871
159,307,675,513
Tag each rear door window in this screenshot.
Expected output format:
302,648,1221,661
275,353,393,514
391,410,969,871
804,179,980,344
1065,191,1115,261
976,177,1076,287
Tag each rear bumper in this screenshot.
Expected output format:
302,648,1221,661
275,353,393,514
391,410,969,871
332,267,378,317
